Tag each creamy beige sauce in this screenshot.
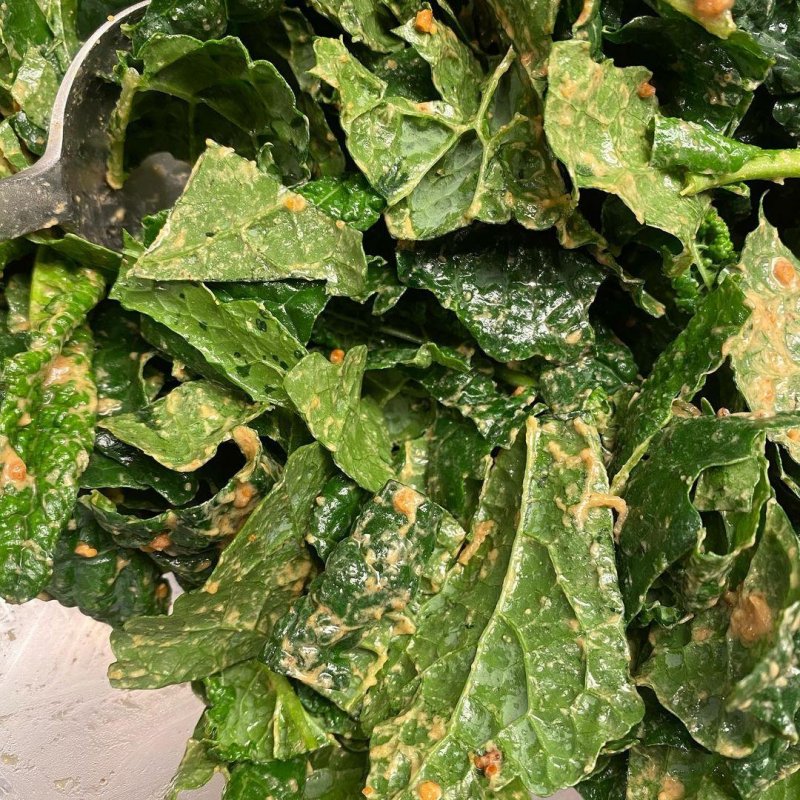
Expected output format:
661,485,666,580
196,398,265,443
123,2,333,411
729,591,773,645
73,542,98,558
416,780,442,800
0,444,32,491
658,775,685,800
693,0,733,18
392,486,422,524
458,520,494,565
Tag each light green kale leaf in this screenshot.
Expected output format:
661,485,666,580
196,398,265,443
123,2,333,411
265,481,462,713
618,413,800,620
677,448,771,611
312,33,567,240
0,327,97,603
11,47,60,132
99,380,265,472
108,444,334,688
726,215,800,460
365,416,642,798
482,0,562,85
285,346,394,493
611,278,750,492
0,0,78,153
545,40,709,263
0,119,30,175
650,115,762,175
397,228,603,362
639,500,800,759
112,267,307,404
392,11,483,117
307,0,401,53
127,143,368,295
164,721,228,800
651,0,737,39
647,115,800,196
365,342,469,372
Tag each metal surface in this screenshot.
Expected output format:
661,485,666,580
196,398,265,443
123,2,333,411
0,0,188,248
0,598,224,800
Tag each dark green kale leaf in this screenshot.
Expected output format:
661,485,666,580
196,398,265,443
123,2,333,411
202,659,328,763
306,473,367,562
108,35,310,185
222,746,368,800
46,507,169,627
81,430,199,506
395,407,492,528
735,0,800,98
127,0,228,54
297,173,386,232
84,427,280,553
91,304,154,417
624,744,735,800
414,364,537,448
538,324,639,415
265,481,463,713
149,548,218,590
576,755,628,800
397,227,603,363
605,19,771,134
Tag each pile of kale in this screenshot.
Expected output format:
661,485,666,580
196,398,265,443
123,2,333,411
3,0,800,798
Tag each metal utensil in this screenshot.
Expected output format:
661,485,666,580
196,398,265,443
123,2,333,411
0,0,188,249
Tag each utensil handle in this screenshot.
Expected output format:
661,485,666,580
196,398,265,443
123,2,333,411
0,162,70,242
